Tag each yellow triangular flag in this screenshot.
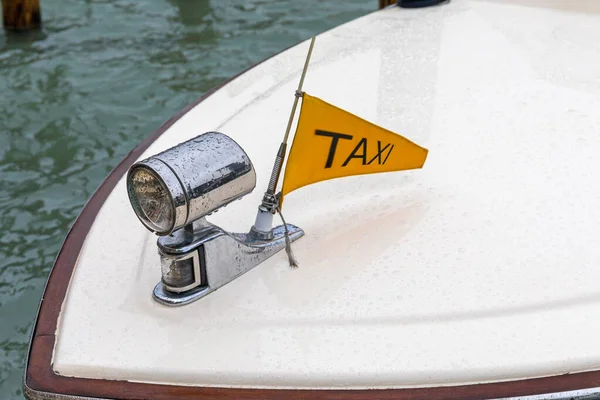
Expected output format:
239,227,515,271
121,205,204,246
281,93,428,199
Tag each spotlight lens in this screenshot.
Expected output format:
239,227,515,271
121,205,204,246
128,167,174,233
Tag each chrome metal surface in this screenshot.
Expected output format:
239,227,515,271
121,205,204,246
248,224,275,241
153,222,304,306
157,218,220,255
127,131,256,235
125,130,298,305
493,387,600,400
282,36,315,144
127,159,188,234
24,383,112,400
266,143,287,196
153,283,211,307
251,38,315,235
160,249,201,293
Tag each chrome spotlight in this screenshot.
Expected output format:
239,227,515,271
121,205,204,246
127,132,256,235
126,131,304,306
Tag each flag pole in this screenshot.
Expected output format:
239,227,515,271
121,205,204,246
251,36,316,238
282,36,315,145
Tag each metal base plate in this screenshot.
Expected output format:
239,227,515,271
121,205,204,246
153,223,304,306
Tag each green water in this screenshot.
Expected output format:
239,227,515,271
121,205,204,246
0,1,374,397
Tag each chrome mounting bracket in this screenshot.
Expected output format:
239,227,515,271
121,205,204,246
153,218,304,306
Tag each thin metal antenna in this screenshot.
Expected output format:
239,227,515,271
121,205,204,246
251,37,316,239
266,36,316,196
282,36,316,145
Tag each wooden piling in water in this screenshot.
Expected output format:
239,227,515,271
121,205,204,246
2,0,41,31
379,0,397,9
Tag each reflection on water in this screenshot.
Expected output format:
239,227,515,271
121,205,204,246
0,1,373,398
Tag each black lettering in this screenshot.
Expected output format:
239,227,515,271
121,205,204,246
367,141,391,165
382,144,394,165
342,138,368,167
315,130,353,168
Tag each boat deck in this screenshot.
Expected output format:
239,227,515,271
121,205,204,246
26,0,600,398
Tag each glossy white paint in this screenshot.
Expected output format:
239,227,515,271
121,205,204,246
52,0,600,389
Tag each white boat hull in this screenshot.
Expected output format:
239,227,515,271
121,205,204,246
25,0,600,398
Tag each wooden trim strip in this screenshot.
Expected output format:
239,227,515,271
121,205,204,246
24,42,600,400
